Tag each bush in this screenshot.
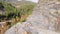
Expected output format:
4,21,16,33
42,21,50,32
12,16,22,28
0,2,18,19
19,4,35,15
0,2,36,22
18,4,36,22
0,2,36,29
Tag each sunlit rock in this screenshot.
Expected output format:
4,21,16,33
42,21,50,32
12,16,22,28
5,0,60,34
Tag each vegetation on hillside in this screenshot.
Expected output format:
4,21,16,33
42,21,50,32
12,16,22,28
0,2,36,26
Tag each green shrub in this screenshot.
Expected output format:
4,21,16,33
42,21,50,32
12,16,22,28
0,2,36,30
0,2,36,22
18,4,35,15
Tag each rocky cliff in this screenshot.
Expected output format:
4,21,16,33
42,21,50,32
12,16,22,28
4,0,60,34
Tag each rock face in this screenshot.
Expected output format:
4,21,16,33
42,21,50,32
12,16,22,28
5,0,60,34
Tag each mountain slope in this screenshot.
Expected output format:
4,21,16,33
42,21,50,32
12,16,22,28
4,0,60,34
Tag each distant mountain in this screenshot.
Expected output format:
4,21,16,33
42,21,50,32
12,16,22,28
0,0,18,2
9,1,37,8
1,0,37,3
0,0,37,6
0,1,36,14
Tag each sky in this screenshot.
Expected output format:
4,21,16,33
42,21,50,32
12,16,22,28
17,0,39,3
26,0,39,3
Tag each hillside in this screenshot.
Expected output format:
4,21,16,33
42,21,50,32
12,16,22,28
4,0,60,34
0,1,36,20
0,1,36,34
10,1,37,8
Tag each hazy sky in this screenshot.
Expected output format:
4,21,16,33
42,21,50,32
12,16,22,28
27,0,39,3
18,0,39,3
